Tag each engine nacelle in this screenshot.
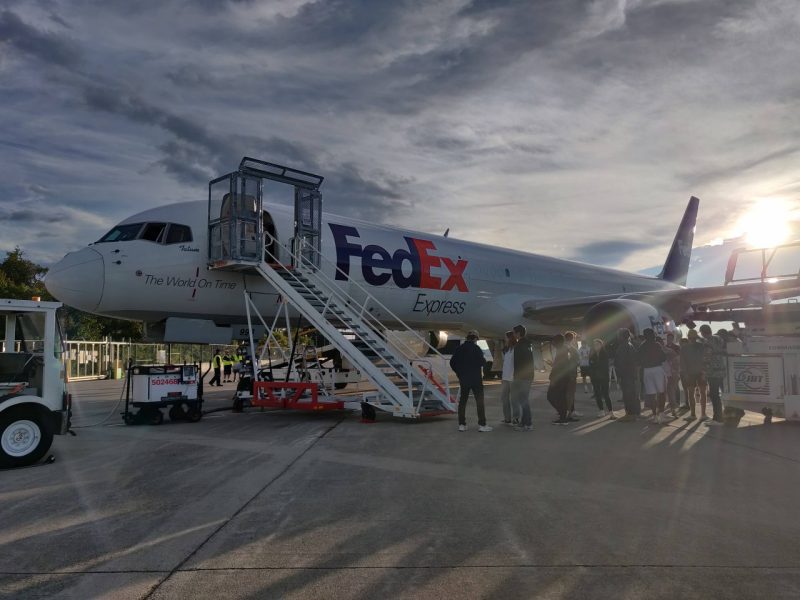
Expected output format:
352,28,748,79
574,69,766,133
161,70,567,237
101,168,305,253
582,299,676,342
428,330,449,350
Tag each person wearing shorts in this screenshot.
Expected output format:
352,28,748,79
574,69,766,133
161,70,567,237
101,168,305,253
637,328,667,424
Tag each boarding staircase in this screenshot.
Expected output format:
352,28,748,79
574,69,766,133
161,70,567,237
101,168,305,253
208,157,456,419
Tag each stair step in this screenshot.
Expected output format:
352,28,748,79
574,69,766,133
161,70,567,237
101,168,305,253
259,266,453,411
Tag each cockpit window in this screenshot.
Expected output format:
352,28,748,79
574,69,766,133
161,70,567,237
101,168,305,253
96,222,193,245
140,222,167,243
97,223,144,243
165,224,193,244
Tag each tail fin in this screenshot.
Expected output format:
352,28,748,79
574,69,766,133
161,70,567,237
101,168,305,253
657,196,699,286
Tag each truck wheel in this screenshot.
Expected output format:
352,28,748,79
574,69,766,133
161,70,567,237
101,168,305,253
169,405,187,422
0,407,53,468
185,406,202,423
147,409,164,426
335,382,347,390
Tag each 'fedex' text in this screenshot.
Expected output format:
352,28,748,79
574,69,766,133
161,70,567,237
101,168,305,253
330,224,468,292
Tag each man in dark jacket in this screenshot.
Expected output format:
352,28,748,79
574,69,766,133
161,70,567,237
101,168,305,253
512,324,535,431
614,329,640,420
450,330,491,432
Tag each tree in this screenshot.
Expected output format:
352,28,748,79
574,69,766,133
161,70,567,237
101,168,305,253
0,247,47,299
60,306,143,341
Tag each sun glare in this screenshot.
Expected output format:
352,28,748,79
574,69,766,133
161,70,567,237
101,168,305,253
734,198,792,249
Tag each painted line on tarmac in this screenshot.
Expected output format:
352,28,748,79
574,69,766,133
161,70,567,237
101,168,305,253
140,415,346,599
4,563,799,576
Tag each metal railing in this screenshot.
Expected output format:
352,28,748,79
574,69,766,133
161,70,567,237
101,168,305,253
264,232,453,409
63,341,214,381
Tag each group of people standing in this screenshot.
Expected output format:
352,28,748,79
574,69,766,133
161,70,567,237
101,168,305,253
208,347,247,386
603,324,729,424
450,322,731,431
547,332,612,425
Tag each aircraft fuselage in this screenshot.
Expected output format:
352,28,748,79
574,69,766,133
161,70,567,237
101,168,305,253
46,200,681,337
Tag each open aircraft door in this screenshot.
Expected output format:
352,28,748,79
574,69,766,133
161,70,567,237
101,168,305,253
294,187,322,270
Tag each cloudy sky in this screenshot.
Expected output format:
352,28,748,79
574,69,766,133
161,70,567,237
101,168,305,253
1,0,799,277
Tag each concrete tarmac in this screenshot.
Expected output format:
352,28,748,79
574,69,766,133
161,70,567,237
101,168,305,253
1,377,799,599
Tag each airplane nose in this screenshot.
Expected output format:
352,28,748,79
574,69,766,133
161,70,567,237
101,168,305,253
45,247,105,312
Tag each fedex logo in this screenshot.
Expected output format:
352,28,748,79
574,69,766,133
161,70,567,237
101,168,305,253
330,224,468,292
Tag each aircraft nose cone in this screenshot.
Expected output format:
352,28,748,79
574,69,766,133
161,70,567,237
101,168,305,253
45,247,104,312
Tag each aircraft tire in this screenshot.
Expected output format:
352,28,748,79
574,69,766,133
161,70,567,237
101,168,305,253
0,406,53,468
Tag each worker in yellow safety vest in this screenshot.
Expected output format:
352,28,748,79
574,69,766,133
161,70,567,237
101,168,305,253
222,352,233,383
209,350,223,387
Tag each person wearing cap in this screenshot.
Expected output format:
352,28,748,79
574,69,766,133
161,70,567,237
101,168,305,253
450,330,492,432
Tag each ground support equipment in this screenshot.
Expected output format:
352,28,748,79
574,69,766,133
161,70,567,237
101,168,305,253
206,156,457,421
123,364,202,425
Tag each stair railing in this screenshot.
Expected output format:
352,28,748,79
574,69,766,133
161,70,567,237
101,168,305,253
263,232,454,409
260,242,435,409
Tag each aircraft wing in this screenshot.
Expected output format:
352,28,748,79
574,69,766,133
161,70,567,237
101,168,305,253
521,279,800,325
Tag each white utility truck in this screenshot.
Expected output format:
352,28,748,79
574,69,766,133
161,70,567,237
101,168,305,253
723,335,800,423
0,299,71,467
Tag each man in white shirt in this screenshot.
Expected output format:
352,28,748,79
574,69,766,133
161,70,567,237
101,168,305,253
499,331,519,425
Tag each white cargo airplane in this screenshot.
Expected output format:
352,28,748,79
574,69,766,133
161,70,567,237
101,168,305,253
45,186,799,343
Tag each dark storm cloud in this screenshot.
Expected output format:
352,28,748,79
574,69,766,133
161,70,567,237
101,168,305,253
1,1,798,270
46,11,72,29
679,146,800,187
0,6,413,219
76,79,411,217
0,9,80,67
158,0,611,115
0,208,40,223
378,1,592,110
614,0,746,40
323,163,412,222
257,0,405,49
78,81,315,181
571,239,656,267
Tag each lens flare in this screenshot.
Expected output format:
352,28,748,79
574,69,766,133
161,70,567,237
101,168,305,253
734,198,792,249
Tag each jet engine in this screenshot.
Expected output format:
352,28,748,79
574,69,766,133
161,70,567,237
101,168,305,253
428,330,449,350
582,299,676,342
